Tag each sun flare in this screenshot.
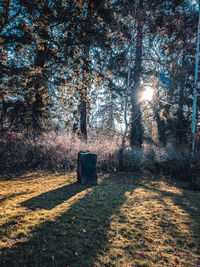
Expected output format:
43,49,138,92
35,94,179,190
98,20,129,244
142,86,154,102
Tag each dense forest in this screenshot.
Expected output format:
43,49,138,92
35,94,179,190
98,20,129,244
0,0,200,185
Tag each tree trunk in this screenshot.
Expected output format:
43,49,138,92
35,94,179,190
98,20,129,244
79,2,92,141
80,44,89,141
31,41,49,135
130,0,143,148
176,55,187,145
80,95,87,140
0,95,6,132
153,107,167,146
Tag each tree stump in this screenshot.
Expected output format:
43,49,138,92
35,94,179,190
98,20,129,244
77,150,97,185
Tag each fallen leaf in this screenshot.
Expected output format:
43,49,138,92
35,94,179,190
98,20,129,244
175,252,180,256
138,252,146,258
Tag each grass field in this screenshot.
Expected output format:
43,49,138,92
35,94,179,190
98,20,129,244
0,171,200,266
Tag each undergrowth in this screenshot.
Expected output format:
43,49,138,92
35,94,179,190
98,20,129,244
0,133,120,173
0,132,198,181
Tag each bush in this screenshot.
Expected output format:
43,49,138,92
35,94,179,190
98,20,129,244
0,131,197,181
154,146,191,180
123,147,144,171
0,132,120,174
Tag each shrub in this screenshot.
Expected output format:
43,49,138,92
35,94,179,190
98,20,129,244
0,131,197,182
0,132,120,174
123,147,144,171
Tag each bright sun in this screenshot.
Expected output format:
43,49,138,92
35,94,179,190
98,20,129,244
142,86,154,102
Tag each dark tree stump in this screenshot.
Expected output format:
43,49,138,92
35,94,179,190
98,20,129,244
77,150,97,185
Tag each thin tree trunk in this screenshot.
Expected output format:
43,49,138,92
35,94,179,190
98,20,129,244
176,55,187,145
118,65,131,170
80,94,87,140
153,107,167,146
80,43,89,141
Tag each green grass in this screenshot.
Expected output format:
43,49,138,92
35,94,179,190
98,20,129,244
0,171,200,266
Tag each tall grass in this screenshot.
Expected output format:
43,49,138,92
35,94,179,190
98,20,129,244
0,132,120,174
0,131,197,181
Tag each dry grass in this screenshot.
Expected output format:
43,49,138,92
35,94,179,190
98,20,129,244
0,133,120,173
0,171,200,266
1,132,195,178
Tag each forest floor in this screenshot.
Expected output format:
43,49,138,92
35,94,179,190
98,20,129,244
0,171,200,267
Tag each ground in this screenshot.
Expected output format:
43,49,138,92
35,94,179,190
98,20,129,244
0,171,200,266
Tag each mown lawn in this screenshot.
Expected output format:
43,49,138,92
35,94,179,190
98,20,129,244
0,171,200,266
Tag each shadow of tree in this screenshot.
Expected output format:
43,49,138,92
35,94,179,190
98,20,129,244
0,192,31,204
142,183,200,225
21,183,87,210
140,183,200,258
1,173,199,266
0,175,135,266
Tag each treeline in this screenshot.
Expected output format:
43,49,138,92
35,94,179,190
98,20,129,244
0,0,198,148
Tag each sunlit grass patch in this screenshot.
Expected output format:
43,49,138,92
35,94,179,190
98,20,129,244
0,172,90,247
96,180,200,266
0,171,200,266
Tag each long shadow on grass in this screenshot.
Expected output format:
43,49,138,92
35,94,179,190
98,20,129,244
0,174,137,267
142,183,200,225
21,183,86,210
141,183,200,257
0,192,31,204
